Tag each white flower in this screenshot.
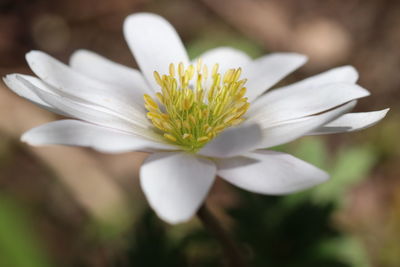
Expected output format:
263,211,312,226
4,13,388,224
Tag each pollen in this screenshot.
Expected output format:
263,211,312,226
144,60,250,152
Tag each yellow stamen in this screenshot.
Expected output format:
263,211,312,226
144,61,250,152
164,133,177,142
182,133,192,139
153,71,162,86
197,136,209,142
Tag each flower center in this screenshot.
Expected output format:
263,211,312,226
143,60,250,152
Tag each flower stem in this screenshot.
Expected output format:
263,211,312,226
197,204,247,267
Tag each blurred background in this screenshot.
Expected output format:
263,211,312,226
0,0,399,266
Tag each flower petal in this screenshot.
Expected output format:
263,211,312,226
243,53,308,102
3,74,64,115
199,123,262,158
15,74,154,136
250,65,359,114
140,152,216,224
249,83,369,124
22,120,176,153
69,49,152,107
278,65,359,91
26,50,146,120
256,101,356,149
217,150,329,195
124,13,189,91
310,108,389,135
194,46,251,74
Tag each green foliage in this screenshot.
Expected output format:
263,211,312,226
284,137,377,206
289,137,327,169
318,237,370,267
0,194,51,267
280,137,377,267
115,209,187,267
121,194,353,267
312,145,376,205
186,32,264,59
229,192,351,267
115,209,225,267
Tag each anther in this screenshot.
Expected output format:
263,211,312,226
145,62,249,152
169,63,175,77
153,71,162,86
164,133,177,142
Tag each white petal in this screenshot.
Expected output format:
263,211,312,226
249,83,369,124
278,65,359,91
69,49,152,107
251,65,360,113
310,108,389,135
16,75,154,136
140,152,216,224
22,120,176,153
243,53,307,102
199,123,262,158
124,13,189,91
217,150,329,195
256,101,356,149
26,50,147,122
194,47,251,74
3,74,62,114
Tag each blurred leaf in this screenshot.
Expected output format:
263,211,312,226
115,209,187,267
186,32,264,59
86,206,137,242
115,208,232,267
279,137,329,207
291,137,328,169
317,236,370,267
229,191,351,267
0,195,51,267
279,137,377,206
311,145,377,205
